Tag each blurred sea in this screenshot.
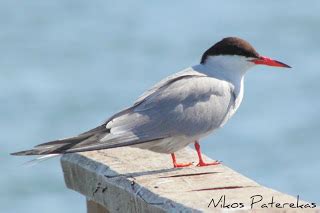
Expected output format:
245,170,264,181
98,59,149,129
1,1,319,212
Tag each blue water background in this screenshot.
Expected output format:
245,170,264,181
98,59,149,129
1,1,319,212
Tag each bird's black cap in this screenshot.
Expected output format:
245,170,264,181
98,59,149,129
201,37,260,64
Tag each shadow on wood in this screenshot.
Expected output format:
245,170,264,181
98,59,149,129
61,147,314,212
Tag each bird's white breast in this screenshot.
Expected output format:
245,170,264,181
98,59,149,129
219,78,244,127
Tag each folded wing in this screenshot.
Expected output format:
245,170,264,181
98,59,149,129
12,68,235,155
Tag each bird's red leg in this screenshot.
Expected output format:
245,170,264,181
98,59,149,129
171,153,192,168
195,141,220,167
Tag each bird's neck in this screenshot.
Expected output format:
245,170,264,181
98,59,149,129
199,55,253,80
193,55,253,96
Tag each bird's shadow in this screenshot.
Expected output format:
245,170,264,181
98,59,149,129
104,167,181,179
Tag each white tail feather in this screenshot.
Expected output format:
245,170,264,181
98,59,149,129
22,154,60,167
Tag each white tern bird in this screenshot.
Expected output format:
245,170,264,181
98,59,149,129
12,37,291,168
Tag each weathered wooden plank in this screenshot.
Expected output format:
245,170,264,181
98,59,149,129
87,199,109,213
61,147,316,212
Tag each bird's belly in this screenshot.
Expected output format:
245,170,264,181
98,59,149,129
132,136,195,154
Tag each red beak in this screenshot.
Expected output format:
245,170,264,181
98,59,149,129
250,56,291,68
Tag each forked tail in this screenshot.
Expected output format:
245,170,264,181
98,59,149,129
11,125,107,156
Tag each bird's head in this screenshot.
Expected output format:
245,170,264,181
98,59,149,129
201,37,291,73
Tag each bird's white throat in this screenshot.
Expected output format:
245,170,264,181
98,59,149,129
193,55,255,95
192,55,256,111
201,55,254,79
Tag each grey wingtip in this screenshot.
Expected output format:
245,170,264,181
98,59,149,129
10,150,36,156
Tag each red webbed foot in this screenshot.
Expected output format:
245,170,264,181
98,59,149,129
196,160,221,167
174,162,193,168
194,141,221,167
171,153,193,168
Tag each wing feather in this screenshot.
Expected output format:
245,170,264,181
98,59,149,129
65,68,235,153
102,72,234,143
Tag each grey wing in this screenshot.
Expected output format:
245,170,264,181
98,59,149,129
102,75,235,143
63,71,235,153
134,67,206,105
